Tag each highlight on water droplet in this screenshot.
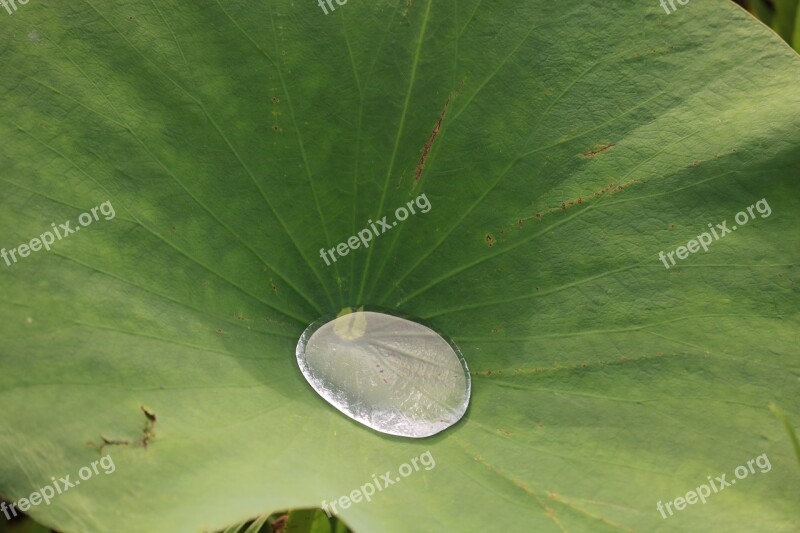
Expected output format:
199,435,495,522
296,309,471,438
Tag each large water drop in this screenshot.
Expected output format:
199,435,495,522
296,309,471,438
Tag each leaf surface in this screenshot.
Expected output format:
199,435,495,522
0,1,799,531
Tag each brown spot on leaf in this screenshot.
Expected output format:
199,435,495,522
582,143,615,157
92,406,157,454
141,405,156,423
402,0,414,17
414,81,464,188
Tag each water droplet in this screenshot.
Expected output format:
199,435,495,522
296,309,471,438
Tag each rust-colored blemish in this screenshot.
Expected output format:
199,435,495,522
413,81,464,188
582,143,615,157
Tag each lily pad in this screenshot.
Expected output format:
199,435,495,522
0,1,798,531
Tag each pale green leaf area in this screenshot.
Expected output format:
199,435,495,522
0,1,798,532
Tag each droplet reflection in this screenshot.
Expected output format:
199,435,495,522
296,310,471,438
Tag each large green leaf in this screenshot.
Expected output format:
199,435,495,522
1,1,798,531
